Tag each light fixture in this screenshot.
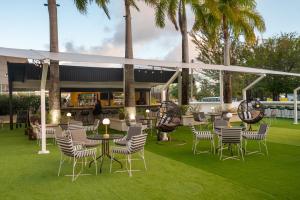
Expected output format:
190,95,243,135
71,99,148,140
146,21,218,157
226,112,233,118
66,112,72,123
211,107,215,112
145,109,150,118
102,118,110,138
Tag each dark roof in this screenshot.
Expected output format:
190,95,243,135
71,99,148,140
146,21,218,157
7,62,176,83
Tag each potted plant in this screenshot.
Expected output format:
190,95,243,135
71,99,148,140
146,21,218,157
118,108,125,120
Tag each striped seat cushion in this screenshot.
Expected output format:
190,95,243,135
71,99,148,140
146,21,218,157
112,147,130,154
112,134,147,155
75,148,96,158
242,133,265,140
190,126,213,140
56,137,96,158
196,131,214,140
221,128,242,144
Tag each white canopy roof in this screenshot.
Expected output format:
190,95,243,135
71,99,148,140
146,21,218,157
1,46,300,77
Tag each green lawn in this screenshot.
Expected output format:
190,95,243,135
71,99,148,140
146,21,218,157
0,119,300,200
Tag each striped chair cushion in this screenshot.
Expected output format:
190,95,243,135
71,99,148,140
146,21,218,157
243,111,252,120
56,137,75,157
112,147,130,154
112,134,147,155
129,134,148,153
190,126,213,140
75,148,96,158
56,137,96,158
221,128,242,144
242,133,265,140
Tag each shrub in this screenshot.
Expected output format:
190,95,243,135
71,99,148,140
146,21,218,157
0,95,45,115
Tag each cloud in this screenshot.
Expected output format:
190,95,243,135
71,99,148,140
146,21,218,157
164,35,199,62
62,1,198,62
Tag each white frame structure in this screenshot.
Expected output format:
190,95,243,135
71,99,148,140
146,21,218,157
294,86,300,124
38,61,50,154
1,47,300,154
242,74,266,100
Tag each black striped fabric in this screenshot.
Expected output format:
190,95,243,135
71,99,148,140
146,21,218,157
243,111,252,120
190,126,213,140
129,134,148,153
68,121,84,130
112,134,148,155
221,128,242,144
242,124,269,140
56,137,96,158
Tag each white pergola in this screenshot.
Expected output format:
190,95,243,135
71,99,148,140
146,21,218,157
1,47,300,154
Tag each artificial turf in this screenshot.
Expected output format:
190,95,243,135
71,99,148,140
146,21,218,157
0,119,299,200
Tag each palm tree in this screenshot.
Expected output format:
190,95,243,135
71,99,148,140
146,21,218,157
154,0,219,105
47,0,60,124
217,0,265,110
75,0,156,116
74,0,110,18
123,0,157,115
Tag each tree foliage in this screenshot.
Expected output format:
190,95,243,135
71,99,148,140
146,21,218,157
192,32,300,101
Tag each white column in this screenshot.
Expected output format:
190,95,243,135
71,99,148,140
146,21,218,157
190,68,193,101
294,87,300,124
219,71,224,110
161,69,180,102
38,62,50,154
242,74,266,101
177,72,182,105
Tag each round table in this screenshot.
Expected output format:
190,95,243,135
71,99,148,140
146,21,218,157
88,134,123,173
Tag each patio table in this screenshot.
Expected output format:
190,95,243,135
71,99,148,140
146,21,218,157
88,134,123,173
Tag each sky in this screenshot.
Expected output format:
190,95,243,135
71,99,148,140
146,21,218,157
0,0,300,62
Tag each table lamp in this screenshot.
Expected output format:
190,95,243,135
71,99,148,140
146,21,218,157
66,112,72,123
102,118,110,138
145,109,150,118
211,107,215,113
226,113,233,127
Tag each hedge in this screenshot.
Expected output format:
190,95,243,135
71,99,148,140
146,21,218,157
0,95,46,115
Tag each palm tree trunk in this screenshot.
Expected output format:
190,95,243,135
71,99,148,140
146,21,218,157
179,1,189,105
48,0,61,124
222,14,232,110
124,0,136,117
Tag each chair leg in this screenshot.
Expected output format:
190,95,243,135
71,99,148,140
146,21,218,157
94,155,98,175
128,154,132,177
141,149,147,170
264,140,269,156
220,144,223,160
212,140,215,155
239,144,244,161
193,140,198,155
58,154,64,176
110,152,114,173
72,158,77,182
244,139,247,154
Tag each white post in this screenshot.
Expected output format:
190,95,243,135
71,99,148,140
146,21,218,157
161,69,180,102
190,68,193,101
293,87,300,124
242,74,266,101
219,71,224,110
38,61,50,154
177,72,182,105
